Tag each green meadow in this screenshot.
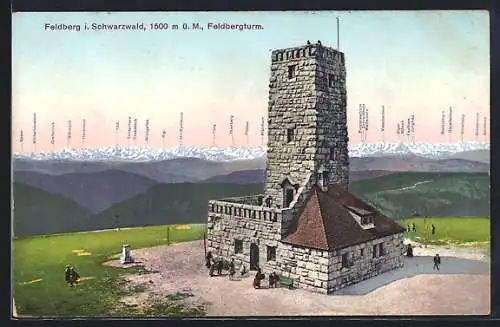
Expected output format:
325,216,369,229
398,217,490,251
13,216,491,317
13,224,206,318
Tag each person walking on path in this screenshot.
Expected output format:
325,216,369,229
433,253,441,271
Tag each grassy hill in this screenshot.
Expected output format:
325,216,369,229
14,169,159,213
12,172,490,236
13,224,206,317
398,217,490,250
13,183,92,237
77,183,263,231
349,172,490,218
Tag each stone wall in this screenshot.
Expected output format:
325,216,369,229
265,43,349,208
314,47,349,188
327,232,405,292
206,199,282,271
275,242,330,294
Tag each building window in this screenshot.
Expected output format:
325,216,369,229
267,246,276,261
379,243,385,256
287,128,295,142
341,252,353,268
284,188,294,208
372,244,378,258
234,239,243,254
360,248,364,256
361,216,373,225
328,74,334,87
288,65,296,79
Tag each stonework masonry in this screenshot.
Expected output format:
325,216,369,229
326,233,405,292
206,42,405,295
265,44,349,209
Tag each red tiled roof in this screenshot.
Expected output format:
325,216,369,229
282,184,406,251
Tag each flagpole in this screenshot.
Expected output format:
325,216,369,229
336,17,340,50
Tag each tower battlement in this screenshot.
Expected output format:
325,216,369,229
271,43,344,65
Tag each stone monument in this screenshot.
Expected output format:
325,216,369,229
120,244,134,264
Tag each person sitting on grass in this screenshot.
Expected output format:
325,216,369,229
65,265,72,286
69,266,80,287
252,268,265,289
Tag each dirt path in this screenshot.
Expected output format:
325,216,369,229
385,180,433,193
105,240,490,316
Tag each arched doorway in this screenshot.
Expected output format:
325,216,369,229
250,243,259,271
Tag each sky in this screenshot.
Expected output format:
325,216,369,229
12,11,490,152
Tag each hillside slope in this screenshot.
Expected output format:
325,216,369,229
202,169,395,184
13,170,159,212
12,182,92,237
349,172,490,218
13,172,489,236
77,183,263,231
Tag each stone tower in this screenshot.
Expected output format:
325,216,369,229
265,42,350,208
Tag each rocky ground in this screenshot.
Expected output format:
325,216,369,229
104,239,490,316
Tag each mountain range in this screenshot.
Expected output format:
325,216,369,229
12,145,490,237
13,151,489,215
13,141,489,162
13,171,490,237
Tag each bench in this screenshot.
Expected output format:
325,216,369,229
277,275,295,289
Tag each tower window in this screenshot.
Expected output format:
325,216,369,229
284,188,294,207
328,74,334,87
286,128,295,142
288,65,296,79
330,148,337,161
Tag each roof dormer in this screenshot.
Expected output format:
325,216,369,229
344,205,375,229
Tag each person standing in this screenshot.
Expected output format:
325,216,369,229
228,259,235,280
205,251,213,269
431,224,436,235
217,259,224,275
412,223,417,232
433,254,441,271
253,268,265,289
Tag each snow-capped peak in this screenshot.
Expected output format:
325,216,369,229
12,141,489,162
